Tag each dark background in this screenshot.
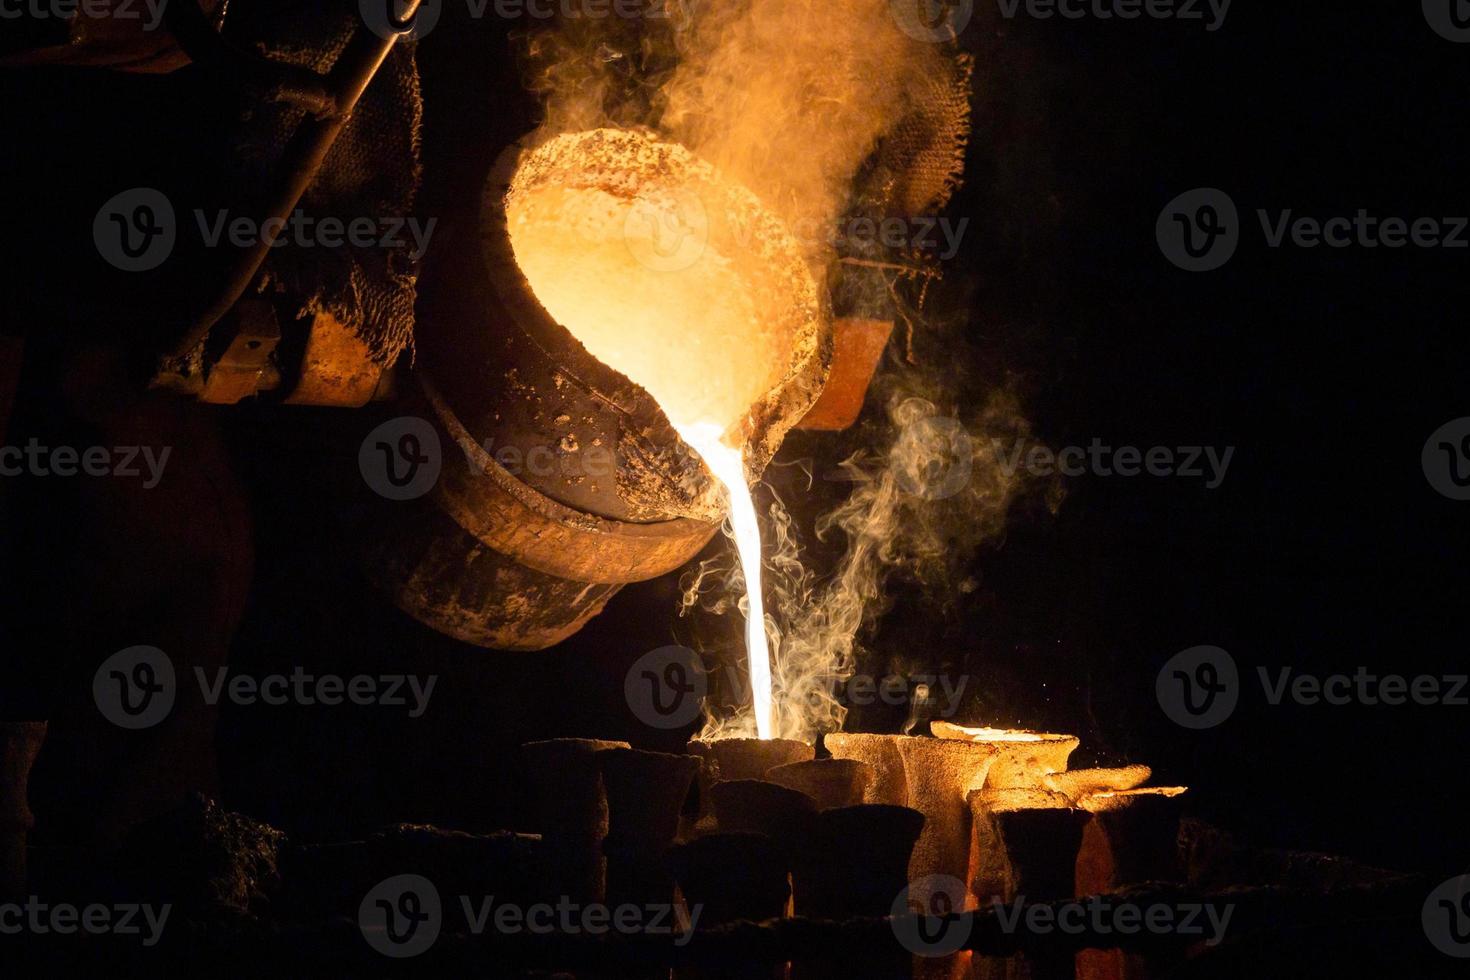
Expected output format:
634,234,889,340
4,2,1466,883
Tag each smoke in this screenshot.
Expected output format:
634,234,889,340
516,1,1034,740
685,372,1044,741
658,0,940,267
524,0,962,268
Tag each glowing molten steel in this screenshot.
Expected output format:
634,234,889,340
505,129,822,739
675,424,775,737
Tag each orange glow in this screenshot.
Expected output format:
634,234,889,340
930,721,1070,743
505,129,820,740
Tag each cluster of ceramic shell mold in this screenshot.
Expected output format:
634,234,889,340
520,728,1185,980
827,723,1187,980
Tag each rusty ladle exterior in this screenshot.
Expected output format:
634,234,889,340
363,138,834,650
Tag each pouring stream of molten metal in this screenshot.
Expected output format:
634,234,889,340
672,423,774,738
504,130,813,740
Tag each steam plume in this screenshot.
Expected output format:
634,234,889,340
685,373,1039,741
525,0,964,269
517,1,1031,740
